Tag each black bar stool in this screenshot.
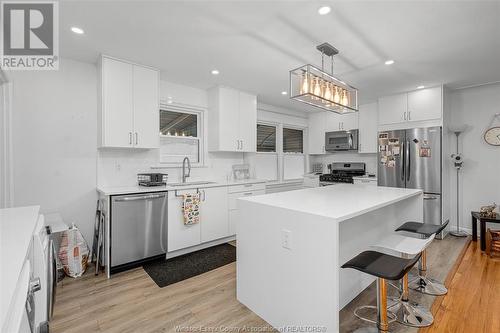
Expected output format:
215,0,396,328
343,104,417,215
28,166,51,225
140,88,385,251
395,220,449,296
342,251,421,332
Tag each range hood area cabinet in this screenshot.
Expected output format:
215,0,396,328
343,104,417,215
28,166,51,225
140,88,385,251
378,86,442,128
208,86,257,152
98,55,160,149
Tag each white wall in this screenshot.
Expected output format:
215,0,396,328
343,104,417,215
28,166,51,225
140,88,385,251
448,83,500,232
8,59,98,243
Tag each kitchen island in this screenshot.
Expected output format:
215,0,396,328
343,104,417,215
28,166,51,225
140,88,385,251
236,184,423,333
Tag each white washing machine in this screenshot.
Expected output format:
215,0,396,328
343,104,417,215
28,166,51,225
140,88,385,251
32,214,56,331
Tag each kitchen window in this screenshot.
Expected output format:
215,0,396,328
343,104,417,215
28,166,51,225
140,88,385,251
282,127,305,180
253,123,305,182
283,128,303,153
159,105,203,165
257,124,277,152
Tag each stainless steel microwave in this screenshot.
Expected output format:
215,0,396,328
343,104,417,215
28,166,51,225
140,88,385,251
325,130,359,151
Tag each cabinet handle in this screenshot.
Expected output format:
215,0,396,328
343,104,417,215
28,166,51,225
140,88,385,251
135,132,138,145
129,132,132,145
403,112,407,121
30,277,41,294
240,140,243,150
408,111,411,120
236,140,239,150
243,192,253,196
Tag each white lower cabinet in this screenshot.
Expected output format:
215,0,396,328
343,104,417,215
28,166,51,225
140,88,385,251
200,187,229,243
167,191,201,252
228,188,265,235
168,183,264,252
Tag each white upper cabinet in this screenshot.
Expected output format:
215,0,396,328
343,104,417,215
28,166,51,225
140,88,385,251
378,86,443,128
325,112,358,131
358,103,378,154
100,57,134,148
407,86,442,122
308,112,326,154
238,91,257,152
99,56,159,149
208,86,257,152
378,93,408,125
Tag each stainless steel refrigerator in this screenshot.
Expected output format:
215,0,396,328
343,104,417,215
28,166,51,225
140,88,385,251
378,127,444,232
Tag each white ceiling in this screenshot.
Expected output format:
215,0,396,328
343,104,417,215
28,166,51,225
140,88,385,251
59,0,500,112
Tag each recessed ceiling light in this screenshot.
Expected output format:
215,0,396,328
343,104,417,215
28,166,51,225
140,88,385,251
71,26,84,34
385,60,395,65
211,69,219,75
318,6,331,15
417,85,425,89
281,91,288,95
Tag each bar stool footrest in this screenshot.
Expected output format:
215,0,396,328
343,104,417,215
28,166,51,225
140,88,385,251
354,305,397,325
408,276,447,296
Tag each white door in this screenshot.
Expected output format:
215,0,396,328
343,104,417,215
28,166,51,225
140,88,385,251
238,92,257,152
133,65,159,149
218,87,240,151
407,86,442,122
167,191,201,251
308,112,326,154
200,187,229,243
378,93,407,125
341,112,359,131
358,103,378,153
102,57,134,147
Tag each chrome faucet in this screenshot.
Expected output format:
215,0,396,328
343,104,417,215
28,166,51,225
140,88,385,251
182,157,191,183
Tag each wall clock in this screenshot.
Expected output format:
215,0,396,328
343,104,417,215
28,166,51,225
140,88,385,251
484,126,500,146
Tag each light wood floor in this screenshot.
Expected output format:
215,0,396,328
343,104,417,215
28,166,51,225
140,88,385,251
420,240,500,333
52,262,273,333
52,237,498,333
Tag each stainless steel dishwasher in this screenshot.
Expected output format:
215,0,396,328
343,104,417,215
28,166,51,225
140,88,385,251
110,192,167,273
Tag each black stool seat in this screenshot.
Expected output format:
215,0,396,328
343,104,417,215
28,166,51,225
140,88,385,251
396,220,449,237
342,251,421,281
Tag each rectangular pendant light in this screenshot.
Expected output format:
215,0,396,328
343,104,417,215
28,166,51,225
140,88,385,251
289,44,358,113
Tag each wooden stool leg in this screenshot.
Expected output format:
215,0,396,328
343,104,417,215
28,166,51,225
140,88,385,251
377,278,389,332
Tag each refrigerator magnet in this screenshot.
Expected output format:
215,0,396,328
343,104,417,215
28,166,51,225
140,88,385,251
388,138,399,145
419,140,431,157
379,145,387,152
387,159,396,168
392,146,400,156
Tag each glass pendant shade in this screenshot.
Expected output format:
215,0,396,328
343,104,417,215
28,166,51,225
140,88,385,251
290,64,358,113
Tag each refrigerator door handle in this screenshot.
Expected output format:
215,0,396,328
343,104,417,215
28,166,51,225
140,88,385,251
406,140,411,181
400,141,405,182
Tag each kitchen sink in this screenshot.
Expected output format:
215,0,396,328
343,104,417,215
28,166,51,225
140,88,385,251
168,181,217,187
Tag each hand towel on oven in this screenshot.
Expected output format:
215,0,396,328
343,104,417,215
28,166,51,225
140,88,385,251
182,192,200,225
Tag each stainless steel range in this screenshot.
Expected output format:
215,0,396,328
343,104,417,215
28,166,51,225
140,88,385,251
319,162,366,186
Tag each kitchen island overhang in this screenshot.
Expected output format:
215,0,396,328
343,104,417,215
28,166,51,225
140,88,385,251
236,184,423,333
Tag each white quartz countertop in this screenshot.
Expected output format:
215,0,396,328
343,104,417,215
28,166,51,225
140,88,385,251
239,184,422,222
0,205,40,328
97,179,267,196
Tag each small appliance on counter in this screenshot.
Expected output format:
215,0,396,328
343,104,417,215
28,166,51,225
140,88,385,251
137,173,168,187
319,162,366,186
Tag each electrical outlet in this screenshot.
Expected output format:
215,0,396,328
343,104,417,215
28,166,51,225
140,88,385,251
281,229,292,250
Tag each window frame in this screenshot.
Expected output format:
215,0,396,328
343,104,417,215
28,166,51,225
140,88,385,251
282,125,305,155
256,121,278,154
157,102,206,167
253,121,306,183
